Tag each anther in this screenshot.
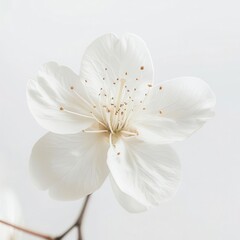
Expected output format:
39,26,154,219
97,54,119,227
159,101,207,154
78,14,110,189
147,84,152,87
136,78,139,80
85,80,88,83
125,72,128,75
105,68,107,70
117,152,121,155
70,86,74,90
159,110,163,114
159,86,163,90
140,66,144,70
93,105,96,108
59,107,64,111
143,107,146,110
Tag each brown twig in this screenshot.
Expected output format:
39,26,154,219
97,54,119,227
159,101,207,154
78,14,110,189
0,220,54,240
0,194,91,240
55,194,91,240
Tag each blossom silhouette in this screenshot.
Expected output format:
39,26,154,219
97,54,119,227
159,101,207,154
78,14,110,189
27,33,215,212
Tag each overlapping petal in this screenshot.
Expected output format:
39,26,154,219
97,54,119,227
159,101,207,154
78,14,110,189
107,137,181,207
80,33,154,97
27,62,96,134
134,77,216,144
110,175,147,213
30,132,109,200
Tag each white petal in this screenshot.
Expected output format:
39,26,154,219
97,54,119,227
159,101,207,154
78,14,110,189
134,77,216,144
110,175,148,213
27,62,96,134
30,132,109,200
80,33,154,94
107,137,181,207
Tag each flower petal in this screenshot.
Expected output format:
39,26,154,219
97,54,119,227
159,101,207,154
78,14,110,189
30,132,109,200
110,175,148,213
27,62,96,134
134,77,216,144
107,137,181,207
80,33,154,95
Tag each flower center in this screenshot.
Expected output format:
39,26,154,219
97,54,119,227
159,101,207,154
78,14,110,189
96,78,137,135
59,67,153,137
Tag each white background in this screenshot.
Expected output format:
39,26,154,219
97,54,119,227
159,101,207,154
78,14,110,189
0,0,239,239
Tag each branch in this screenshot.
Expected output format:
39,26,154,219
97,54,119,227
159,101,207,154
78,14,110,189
0,220,54,240
0,194,92,240
55,194,91,240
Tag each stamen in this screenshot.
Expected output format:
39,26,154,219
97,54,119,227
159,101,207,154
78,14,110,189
116,79,126,109
109,133,114,147
90,112,107,128
70,88,93,108
121,130,138,136
82,130,108,133
60,108,93,119
105,109,114,134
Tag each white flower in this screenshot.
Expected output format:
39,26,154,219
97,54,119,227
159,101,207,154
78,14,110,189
0,186,22,239
27,33,215,212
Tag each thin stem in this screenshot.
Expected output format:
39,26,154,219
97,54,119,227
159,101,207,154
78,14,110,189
0,194,92,240
78,194,91,240
55,195,91,240
77,194,91,226
0,220,54,240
